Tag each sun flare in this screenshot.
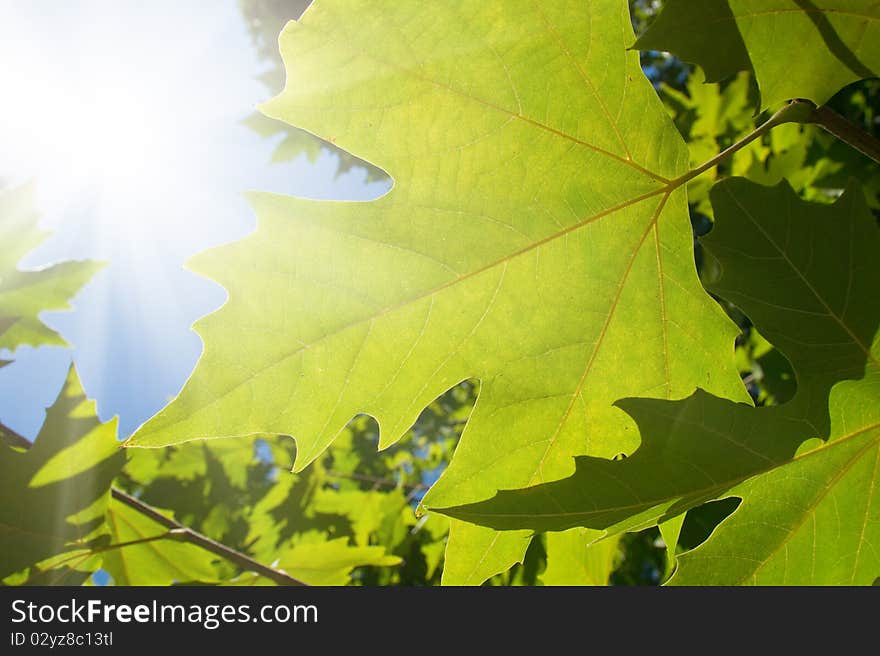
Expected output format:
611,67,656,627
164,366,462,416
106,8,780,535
0,6,217,250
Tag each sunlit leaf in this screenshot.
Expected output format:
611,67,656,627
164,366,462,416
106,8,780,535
128,0,748,585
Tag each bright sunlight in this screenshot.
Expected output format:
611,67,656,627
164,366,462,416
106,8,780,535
0,1,387,440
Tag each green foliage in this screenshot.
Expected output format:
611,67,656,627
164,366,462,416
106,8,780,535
117,0,879,586
3,376,443,586
660,71,880,219
115,435,438,586
106,382,472,586
0,184,103,356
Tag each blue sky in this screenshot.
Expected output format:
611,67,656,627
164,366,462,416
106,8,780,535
0,0,390,439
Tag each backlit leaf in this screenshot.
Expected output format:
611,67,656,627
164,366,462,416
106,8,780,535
128,0,748,584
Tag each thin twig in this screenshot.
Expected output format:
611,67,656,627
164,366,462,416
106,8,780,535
671,100,817,188
326,469,427,492
1,420,307,586
674,98,880,188
48,533,177,570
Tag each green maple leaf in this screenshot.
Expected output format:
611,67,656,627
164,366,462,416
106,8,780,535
440,179,880,585
634,0,880,110
127,0,751,583
0,183,104,356
0,365,125,580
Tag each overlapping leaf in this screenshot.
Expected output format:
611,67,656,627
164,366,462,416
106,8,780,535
101,500,221,585
672,181,880,584
635,0,880,109
230,532,401,586
128,0,748,584
540,528,620,586
0,183,103,355
439,179,880,585
0,365,125,579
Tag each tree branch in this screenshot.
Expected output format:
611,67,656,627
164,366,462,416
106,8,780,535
1,420,307,586
110,489,307,586
674,98,880,190
808,104,880,165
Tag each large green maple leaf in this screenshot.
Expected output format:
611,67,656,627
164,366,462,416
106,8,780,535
0,183,103,355
127,0,749,583
634,0,880,110
0,365,125,580
440,179,880,584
